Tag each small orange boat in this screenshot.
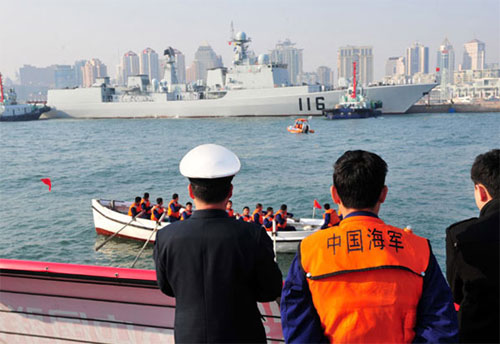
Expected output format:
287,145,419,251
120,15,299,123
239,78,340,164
287,118,315,134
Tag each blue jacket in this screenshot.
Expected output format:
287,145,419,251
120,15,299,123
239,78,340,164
281,217,458,343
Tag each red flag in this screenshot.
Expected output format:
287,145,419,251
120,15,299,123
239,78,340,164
313,199,322,209
436,67,440,72
40,178,52,191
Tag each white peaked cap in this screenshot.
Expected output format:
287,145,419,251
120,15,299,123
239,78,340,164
179,144,241,179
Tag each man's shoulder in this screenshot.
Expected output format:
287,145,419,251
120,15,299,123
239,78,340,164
446,217,478,238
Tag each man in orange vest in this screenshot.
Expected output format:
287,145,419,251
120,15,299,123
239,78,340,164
251,203,264,225
180,202,193,221
320,203,341,229
275,204,295,231
238,206,252,222
140,192,152,218
226,200,235,218
128,196,142,217
262,207,274,231
167,193,183,223
281,150,458,343
151,197,166,222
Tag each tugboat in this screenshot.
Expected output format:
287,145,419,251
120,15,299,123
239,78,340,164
0,73,50,122
323,62,382,120
287,117,315,134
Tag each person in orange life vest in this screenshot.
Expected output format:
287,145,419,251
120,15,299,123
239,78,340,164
151,197,166,222
140,192,152,218
262,207,274,231
239,206,252,222
281,150,458,343
320,203,341,229
226,200,236,218
181,202,193,221
275,204,295,231
167,193,183,223
128,196,142,217
251,203,264,224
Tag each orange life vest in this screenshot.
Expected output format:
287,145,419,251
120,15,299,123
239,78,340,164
275,209,287,229
140,198,151,213
300,214,430,343
263,214,274,231
252,209,263,224
240,214,252,222
227,208,234,217
128,203,141,217
150,205,165,221
323,208,340,227
167,200,180,218
181,210,192,221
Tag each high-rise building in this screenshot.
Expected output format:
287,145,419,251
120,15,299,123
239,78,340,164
82,59,107,87
174,49,186,84
119,51,140,85
406,43,429,76
385,56,405,76
462,39,485,70
337,46,373,86
270,39,303,85
188,43,223,82
74,60,87,87
316,66,333,86
140,48,160,82
54,65,76,88
19,65,56,87
436,38,455,85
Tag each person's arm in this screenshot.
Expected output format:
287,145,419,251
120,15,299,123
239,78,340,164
275,213,284,225
263,217,271,229
281,251,329,343
253,227,282,301
287,212,294,218
413,246,459,343
153,235,174,297
253,212,259,223
445,227,463,305
130,207,138,217
321,213,331,229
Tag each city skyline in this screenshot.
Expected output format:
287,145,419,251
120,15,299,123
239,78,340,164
1,0,498,82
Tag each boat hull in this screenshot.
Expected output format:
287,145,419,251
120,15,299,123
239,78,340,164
46,83,436,119
0,105,50,122
323,108,381,120
92,199,321,253
0,259,284,343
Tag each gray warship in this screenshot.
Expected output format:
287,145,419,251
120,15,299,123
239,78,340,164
46,32,436,119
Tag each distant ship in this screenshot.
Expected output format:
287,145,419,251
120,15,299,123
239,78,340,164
45,32,436,119
0,73,50,122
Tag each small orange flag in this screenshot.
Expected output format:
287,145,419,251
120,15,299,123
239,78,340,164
313,199,322,209
40,178,52,191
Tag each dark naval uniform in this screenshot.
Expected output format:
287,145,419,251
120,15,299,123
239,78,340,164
154,209,283,343
446,198,499,343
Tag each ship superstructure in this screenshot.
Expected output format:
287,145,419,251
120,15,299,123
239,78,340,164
46,32,436,119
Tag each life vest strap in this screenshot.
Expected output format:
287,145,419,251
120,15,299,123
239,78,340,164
306,264,425,280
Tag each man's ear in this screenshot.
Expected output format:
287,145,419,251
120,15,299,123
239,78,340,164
227,184,233,201
188,184,195,200
476,184,490,202
331,185,341,204
379,186,388,204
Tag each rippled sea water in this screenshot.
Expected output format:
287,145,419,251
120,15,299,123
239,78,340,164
0,112,498,276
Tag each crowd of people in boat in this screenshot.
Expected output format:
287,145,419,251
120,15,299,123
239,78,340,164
127,192,344,231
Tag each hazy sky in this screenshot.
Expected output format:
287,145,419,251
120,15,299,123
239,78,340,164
1,0,499,81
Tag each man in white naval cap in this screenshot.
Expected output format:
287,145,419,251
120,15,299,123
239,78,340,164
154,144,282,343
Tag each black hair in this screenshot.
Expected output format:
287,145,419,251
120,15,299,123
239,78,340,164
186,201,193,206
135,196,141,203
266,207,273,213
324,203,330,210
471,149,499,199
189,176,233,204
243,206,249,211
256,203,262,208
280,204,287,211
333,150,388,209
172,193,179,199
156,197,163,204
228,200,232,204
144,192,149,199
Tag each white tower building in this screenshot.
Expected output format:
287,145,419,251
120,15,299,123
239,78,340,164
140,48,160,82
270,39,303,85
337,46,373,86
406,43,429,76
462,39,485,70
120,51,140,86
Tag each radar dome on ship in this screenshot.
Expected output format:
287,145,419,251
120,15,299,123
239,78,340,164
235,31,247,41
258,54,270,65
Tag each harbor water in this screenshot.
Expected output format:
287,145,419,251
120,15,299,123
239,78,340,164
0,112,498,276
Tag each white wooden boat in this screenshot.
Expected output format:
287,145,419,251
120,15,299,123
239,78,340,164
92,199,323,253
